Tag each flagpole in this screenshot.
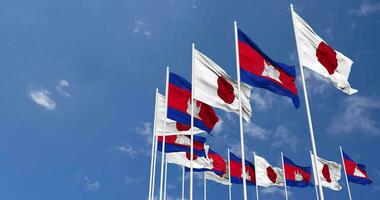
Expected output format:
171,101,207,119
254,152,259,200
310,150,320,200
152,132,158,200
204,172,207,200
228,148,232,200
164,159,168,200
182,166,185,200
290,4,324,200
340,146,353,200
149,89,159,200
190,43,195,200
281,152,289,200
159,67,170,200
233,20,248,200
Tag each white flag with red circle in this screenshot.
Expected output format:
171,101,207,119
166,145,213,169
193,48,252,122
311,153,342,191
292,9,357,95
254,154,285,187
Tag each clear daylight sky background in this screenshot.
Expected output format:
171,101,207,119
0,0,380,199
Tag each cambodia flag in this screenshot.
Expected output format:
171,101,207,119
343,151,372,185
237,29,300,108
168,72,219,133
229,152,255,185
157,135,206,157
283,156,312,187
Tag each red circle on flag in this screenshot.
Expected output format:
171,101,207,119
186,152,198,160
266,166,277,183
176,122,190,131
322,164,332,183
217,76,235,104
316,41,338,75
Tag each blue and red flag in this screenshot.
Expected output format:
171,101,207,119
168,72,219,133
229,152,255,185
187,148,227,175
237,29,300,108
283,156,312,187
343,151,372,185
157,135,206,157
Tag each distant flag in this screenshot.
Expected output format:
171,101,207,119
157,135,207,157
167,152,212,170
155,92,204,136
237,29,300,108
311,153,342,191
205,171,231,186
167,72,219,133
193,48,252,122
229,152,256,185
254,154,285,187
342,151,372,185
291,8,357,94
283,155,312,187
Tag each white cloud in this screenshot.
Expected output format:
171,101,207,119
328,96,380,135
261,187,292,198
303,69,330,95
124,177,141,184
244,122,269,140
213,118,223,134
83,176,100,191
136,122,153,143
29,88,56,111
350,1,380,16
115,143,138,158
133,19,152,37
272,126,299,152
251,91,275,111
56,79,71,97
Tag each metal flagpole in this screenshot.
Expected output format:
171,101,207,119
149,89,159,200
340,146,353,200
290,4,324,200
281,152,289,200
233,20,248,200
310,151,320,200
254,152,259,200
204,172,207,200
182,166,185,200
164,159,168,200
159,67,170,200
151,133,158,200
228,148,232,200
190,43,195,200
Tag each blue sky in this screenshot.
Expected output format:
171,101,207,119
0,0,379,199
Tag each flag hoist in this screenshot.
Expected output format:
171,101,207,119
233,21,249,200
290,4,325,200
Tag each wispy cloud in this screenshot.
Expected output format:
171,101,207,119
244,122,269,140
350,1,380,16
124,176,141,184
114,143,138,158
29,88,56,111
251,91,275,111
272,126,299,152
303,69,330,95
261,187,292,198
328,96,380,135
83,176,100,191
133,19,152,37
56,79,71,97
136,122,153,144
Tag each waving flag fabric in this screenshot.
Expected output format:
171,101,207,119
205,171,231,186
157,135,206,157
229,152,256,185
311,154,342,191
255,154,284,187
292,9,357,94
343,151,372,185
155,92,204,136
168,72,219,133
283,156,312,187
166,151,212,170
237,29,300,108
193,48,252,122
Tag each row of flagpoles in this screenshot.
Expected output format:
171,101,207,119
147,4,371,200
